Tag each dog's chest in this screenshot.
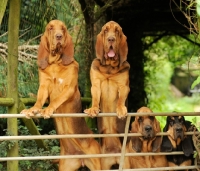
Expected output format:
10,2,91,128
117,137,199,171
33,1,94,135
48,64,69,84
100,79,118,102
132,156,153,168
41,64,70,94
52,77,65,86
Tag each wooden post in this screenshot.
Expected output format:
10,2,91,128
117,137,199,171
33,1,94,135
7,0,21,170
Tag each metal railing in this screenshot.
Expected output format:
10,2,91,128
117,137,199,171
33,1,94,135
0,112,200,171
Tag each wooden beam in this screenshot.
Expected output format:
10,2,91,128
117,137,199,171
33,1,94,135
0,97,91,107
7,0,21,170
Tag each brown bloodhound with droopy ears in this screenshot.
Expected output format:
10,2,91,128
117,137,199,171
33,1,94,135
161,116,195,171
84,21,130,169
124,107,168,169
21,20,101,171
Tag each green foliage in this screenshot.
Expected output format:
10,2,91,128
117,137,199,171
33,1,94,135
0,56,7,97
143,35,200,129
197,0,200,16
18,61,39,98
191,62,200,90
144,36,174,112
0,56,7,114
0,131,17,157
0,121,60,171
0,57,39,113
1,0,57,43
191,75,200,89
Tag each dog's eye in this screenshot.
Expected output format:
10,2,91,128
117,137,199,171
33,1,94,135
61,26,65,32
104,29,108,33
149,116,154,121
49,26,53,31
169,120,174,126
138,117,143,122
179,118,184,124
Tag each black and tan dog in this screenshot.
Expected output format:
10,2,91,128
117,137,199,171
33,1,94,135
161,116,195,171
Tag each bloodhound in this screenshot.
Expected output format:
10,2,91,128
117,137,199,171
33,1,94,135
161,116,195,171
20,20,101,171
84,21,130,169
124,107,168,169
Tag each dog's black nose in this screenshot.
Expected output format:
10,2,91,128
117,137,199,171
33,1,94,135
56,33,62,40
145,125,152,132
108,37,115,42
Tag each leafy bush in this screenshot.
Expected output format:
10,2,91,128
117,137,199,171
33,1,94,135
0,121,60,171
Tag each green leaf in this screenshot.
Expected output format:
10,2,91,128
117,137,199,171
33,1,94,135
191,75,200,89
197,0,200,16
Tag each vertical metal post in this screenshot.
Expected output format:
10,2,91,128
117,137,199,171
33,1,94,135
119,114,131,171
7,0,21,170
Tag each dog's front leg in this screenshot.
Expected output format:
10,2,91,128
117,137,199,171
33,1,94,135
116,75,130,118
84,78,101,117
21,82,49,118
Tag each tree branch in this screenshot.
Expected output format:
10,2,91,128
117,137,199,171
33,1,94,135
94,0,120,23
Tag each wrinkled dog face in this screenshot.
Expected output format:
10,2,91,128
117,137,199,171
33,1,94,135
136,116,157,139
46,20,67,55
167,116,186,141
101,21,122,60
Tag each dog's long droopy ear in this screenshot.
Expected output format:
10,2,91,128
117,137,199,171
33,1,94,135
62,33,74,65
37,34,49,69
182,120,195,156
163,117,169,132
161,119,173,152
131,136,142,152
152,136,162,152
131,121,142,152
119,34,128,66
152,119,162,152
95,32,104,64
182,136,194,157
161,135,173,152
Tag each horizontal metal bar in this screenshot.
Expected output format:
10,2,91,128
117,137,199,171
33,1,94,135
96,166,198,171
0,153,198,171
0,152,188,161
0,132,198,140
0,152,195,164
